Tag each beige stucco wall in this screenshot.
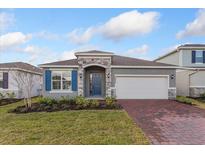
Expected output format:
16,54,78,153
176,70,205,96
182,50,205,67
176,70,193,96
190,71,205,87
156,51,180,66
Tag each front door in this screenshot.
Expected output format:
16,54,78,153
90,73,102,96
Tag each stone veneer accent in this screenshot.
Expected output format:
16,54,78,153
168,88,176,100
77,56,112,97
190,87,205,97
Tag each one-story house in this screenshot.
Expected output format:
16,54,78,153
154,44,205,97
0,62,43,99
39,50,177,100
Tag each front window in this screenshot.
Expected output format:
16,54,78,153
0,73,3,88
195,50,203,63
52,71,71,90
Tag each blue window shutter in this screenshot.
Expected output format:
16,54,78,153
72,70,77,91
192,51,196,63
45,70,51,91
203,51,205,63
3,72,8,89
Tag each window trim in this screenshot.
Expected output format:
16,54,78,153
195,50,204,64
51,70,72,91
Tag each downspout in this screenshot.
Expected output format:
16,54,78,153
188,69,199,96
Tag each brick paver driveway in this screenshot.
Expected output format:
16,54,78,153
118,100,205,145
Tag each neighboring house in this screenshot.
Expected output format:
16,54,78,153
39,50,177,100
0,62,43,99
155,44,205,97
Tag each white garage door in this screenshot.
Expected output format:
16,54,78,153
116,75,168,99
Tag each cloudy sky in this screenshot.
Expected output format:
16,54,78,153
0,8,205,65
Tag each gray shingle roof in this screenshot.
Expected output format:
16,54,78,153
39,59,78,66
40,54,175,67
0,62,43,74
112,55,175,66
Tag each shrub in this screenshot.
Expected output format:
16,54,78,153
89,99,100,108
75,96,90,108
59,96,76,105
59,96,69,104
38,97,48,104
46,98,57,105
0,93,5,100
6,92,16,99
105,96,116,107
38,97,57,105
176,96,194,105
68,98,76,105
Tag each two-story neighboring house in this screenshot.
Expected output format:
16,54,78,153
155,44,205,97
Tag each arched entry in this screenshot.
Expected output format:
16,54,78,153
84,66,105,98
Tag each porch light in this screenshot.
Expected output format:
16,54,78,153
171,74,175,79
107,73,110,78
79,73,83,79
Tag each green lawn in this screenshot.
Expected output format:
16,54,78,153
0,99,149,145
176,96,205,110
195,98,205,109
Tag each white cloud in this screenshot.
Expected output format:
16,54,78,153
23,45,43,62
21,45,58,63
0,12,15,31
100,10,159,41
59,45,99,60
34,31,60,40
67,10,160,44
176,9,205,39
123,44,150,60
67,27,96,45
20,44,99,64
60,51,76,60
24,45,40,54
0,32,32,51
127,44,149,55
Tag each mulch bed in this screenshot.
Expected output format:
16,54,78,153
0,99,21,106
9,102,122,114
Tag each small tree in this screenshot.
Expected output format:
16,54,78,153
12,70,34,109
